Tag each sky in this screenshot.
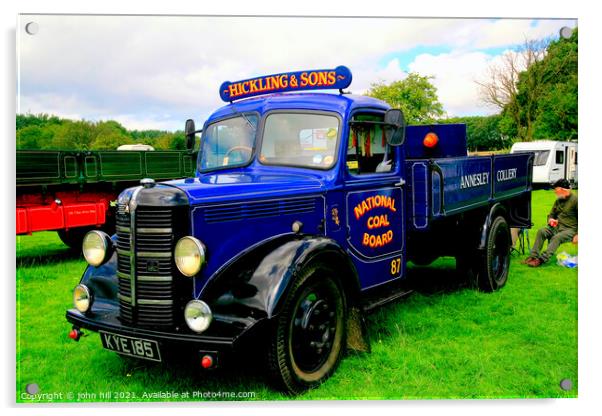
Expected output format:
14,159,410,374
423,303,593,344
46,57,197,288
17,15,577,132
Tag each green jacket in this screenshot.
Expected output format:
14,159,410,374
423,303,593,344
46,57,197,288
548,192,578,232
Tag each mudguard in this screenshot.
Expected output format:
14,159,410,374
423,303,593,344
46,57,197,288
478,203,508,250
202,235,370,353
205,236,360,317
250,236,361,318
77,235,119,306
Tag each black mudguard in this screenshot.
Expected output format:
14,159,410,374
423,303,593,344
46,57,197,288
76,236,119,306
203,235,370,353
478,203,508,250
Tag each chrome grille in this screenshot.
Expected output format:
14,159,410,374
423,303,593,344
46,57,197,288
116,203,177,327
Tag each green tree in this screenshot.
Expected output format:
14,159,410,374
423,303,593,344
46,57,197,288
51,120,96,150
15,114,191,151
479,29,578,141
168,132,186,150
17,125,44,150
91,120,132,149
529,29,578,140
92,132,132,150
476,39,548,141
16,113,63,130
365,73,445,124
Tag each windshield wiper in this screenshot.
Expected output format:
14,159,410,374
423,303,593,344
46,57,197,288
230,104,256,132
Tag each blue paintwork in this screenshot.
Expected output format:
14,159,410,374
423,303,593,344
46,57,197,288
407,162,429,229
219,66,352,102
163,91,398,295
405,153,533,231
493,153,532,198
405,124,468,159
155,86,529,298
435,156,493,214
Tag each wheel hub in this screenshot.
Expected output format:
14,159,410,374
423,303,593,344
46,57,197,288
291,292,337,372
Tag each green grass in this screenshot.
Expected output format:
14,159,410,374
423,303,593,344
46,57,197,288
16,190,578,402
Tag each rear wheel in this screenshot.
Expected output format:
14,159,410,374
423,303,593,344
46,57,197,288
477,216,511,292
456,215,511,292
267,262,347,394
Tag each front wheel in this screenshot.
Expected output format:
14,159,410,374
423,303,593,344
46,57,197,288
267,263,347,394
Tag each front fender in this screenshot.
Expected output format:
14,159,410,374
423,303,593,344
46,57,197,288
77,236,119,306
204,236,360,319
250,237,359,317
78,253,119,306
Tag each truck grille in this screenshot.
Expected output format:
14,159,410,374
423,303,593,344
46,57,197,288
116,204,180,327
204,197,316,223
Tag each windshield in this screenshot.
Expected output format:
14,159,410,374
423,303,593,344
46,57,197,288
259,113,339,169
199,114,258,171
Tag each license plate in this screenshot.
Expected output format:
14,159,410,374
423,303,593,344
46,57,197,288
100,331,162,362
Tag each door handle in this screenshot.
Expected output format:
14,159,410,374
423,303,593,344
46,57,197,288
394,179,406,187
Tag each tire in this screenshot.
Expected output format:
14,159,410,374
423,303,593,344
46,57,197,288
477,215,511,292
267,262,347,394
57,227,94,251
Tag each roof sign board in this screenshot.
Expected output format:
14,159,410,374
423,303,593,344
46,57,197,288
219,66,352,102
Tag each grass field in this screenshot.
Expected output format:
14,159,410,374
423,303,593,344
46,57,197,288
16,189,578,402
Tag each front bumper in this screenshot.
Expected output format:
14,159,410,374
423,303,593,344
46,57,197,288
66,303,264,355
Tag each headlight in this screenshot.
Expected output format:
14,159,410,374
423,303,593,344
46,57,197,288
73,284,93,313
82,230,112,267
184,300,212,333
175,236,206,277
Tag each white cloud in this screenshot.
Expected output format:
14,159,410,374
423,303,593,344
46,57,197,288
408,51,499,117
18,92,108,120
17,15,577,129
110,114,179,131
471,19,577,49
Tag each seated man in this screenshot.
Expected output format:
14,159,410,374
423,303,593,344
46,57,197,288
525,179,578,267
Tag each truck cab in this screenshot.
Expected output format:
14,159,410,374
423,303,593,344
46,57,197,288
66,66,533,394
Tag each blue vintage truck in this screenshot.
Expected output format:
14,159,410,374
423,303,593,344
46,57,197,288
66,66,533,394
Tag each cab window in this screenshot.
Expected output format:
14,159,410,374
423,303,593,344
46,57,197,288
199,114,258,171
347,113,395,175
260,112,339,169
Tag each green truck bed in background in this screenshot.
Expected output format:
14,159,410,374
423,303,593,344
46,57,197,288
16,149,197,241
17,150,196,187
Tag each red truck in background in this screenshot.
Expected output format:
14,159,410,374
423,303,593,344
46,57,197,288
17,149,195,248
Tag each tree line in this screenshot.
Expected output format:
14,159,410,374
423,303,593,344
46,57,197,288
16,114,186,151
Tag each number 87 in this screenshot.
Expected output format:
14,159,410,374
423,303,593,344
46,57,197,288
390,258,401,275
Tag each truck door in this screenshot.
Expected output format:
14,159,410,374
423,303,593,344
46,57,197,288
343,113,405,290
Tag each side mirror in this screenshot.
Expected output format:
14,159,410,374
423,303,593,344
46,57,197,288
185,119,197,151
384,109,406,146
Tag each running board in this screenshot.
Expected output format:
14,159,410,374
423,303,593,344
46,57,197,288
362,289,414,313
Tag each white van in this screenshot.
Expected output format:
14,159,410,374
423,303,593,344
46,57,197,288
510,140,577,187
117,143,155,151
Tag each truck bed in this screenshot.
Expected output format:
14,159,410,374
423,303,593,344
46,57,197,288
406,152,534,230
17,150,196,188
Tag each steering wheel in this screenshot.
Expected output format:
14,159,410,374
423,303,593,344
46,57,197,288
223,145,253,165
